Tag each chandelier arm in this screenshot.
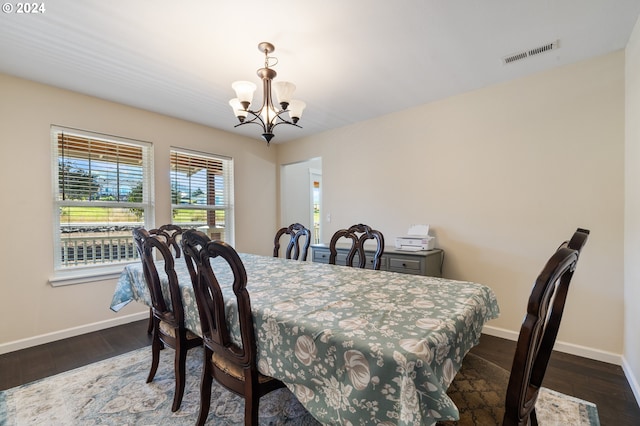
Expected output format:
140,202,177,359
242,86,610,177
233,110,268,131
270,112,303,129
272,121,303,130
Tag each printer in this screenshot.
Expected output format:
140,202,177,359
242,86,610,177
395,224,436,251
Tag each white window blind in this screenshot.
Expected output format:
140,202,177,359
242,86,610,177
52,127,153,270
170,149,234,245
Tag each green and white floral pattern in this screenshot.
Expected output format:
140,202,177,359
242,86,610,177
112,254,499,426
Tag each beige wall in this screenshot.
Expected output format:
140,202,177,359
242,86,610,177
625,16,640,400
278,52,626,362
0,74,278,348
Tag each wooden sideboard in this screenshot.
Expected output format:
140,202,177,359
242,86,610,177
311,244,444,277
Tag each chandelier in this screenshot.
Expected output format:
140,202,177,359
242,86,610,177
229,42,306,145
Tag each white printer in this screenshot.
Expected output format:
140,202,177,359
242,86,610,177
395,224,436,251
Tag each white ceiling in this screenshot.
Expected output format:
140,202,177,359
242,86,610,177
2,1,639,143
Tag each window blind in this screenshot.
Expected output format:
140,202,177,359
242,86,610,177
58,133,146,202
170,149,234,245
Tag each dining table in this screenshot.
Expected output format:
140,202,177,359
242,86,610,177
110,252,500,426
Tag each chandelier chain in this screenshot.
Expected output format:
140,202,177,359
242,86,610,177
265,55,278,69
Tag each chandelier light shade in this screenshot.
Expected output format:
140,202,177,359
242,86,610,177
229,42,306,145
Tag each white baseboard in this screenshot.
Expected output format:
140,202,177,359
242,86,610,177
622,356,640,409
482,325,622,365
0,312,148,355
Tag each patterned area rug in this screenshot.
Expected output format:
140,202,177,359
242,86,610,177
0,347,599,425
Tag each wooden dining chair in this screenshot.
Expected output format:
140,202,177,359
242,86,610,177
273,223,311,260
132,227,202,412
145,224,184,334
437,228,590,426
182,229,286,426
329,223,385,270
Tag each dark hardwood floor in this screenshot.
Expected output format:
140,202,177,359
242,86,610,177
470,334,640,426
1,321,638,425
0,320,152,392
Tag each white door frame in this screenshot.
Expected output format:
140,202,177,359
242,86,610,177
309,168,322,244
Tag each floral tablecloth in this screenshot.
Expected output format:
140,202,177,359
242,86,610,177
111,253,499,426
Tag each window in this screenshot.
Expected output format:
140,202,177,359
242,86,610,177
170,149,234,245
52,127,153,271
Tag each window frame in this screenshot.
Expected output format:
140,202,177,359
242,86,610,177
170,147,235,247
50,126,154,285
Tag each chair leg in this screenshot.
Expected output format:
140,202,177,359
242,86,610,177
245,393,259,426
530,407,538,426
171,343,187,412
244,378,259,426
146,308,153,334
197,350,214,426
146,324,161,383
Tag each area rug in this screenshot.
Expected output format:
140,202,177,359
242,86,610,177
441,352,600,426
0,347,599,425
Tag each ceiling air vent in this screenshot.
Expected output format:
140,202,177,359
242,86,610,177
502,40,559,65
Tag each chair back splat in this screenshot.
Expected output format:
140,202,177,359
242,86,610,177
149,224,184,258
182,229,285,426
329,223,384,270
273,223,311,261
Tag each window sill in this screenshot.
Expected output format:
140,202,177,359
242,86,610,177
49,262,136,287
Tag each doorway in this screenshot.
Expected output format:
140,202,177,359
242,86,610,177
280,158,322,244
309,168,322,244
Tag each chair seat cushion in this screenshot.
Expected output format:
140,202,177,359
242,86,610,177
437,352,509,425
158,320,200,340
211,352,276,384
